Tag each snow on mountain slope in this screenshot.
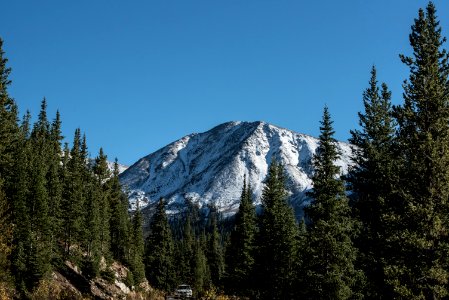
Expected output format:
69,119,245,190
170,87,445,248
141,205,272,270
119,121,352,217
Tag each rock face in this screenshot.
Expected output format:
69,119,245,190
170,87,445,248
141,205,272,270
119,121,352,217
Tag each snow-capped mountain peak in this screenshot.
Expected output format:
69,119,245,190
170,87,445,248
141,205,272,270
119,121,352,217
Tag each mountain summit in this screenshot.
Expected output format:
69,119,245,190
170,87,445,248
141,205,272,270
119,121,352,217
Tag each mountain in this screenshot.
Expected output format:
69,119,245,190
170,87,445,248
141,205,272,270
119,121,352,217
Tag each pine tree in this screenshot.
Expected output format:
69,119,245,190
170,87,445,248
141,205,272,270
387,3,449,298
144,198,175,291
47,111,63,265
348,66,396,298
10,112,32,293
129,202,145,284
108,159,129,262
304,106,361,300
225,175,257,296
0,178,12,293
179,215,195,285
93,148,111,258
206,205,224,288
62,128,85,258
0,38,19,196
255,161,299,299
27,99,53,287
192,236,210,296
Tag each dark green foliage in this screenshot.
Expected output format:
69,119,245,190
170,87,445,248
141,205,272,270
193,231,211,295
62,129,85,259
129,203,145,284
108,159,130,262
348,67,396,298
144,198,175,291
206,205,224,288
178,215,194,284
0,178,12,289
387,3,449,298
255,161,299,299
0,38,19,195
93,148,111,258
225,175,257,296
304,106,361,300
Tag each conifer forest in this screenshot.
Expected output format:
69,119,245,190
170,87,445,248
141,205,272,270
2,2,449,299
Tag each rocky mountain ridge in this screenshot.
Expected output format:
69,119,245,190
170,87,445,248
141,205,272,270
119,121,352,217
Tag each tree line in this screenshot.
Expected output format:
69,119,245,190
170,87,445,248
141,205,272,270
145,3,449,299
1,2,449,299
0,43,146,296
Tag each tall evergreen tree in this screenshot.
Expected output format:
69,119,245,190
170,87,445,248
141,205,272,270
0,38,19,196
144,198,175,291
348,66,396,298
93,148,111,258
225,175,257,296
27,99,53,287
178,215,195,285
129,202,145,284
206,205,224,288
62,128,85,258
388,3,449,298
255,161,298,299
10,112,32,293
304,106,361,300
108,159,129,262
47,111,63,264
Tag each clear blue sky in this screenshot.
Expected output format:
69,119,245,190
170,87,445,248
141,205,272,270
1,1,448,165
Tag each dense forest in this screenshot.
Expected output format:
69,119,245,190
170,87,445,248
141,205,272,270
1,2,449,299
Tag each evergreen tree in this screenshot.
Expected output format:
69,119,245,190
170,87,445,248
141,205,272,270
129,202,145,284
192,235,210,296
225,175,257,296
179,215,195,285
388,3,449,298
108,159,129,262
48,111,63,265
255,161,298,299
93,148,111,258
27,99,53,287
10,112,32,293
0,178,12,293
144,198,175,291
62,128,85,258
348,66,396,298
0,38,19,196
206,205,224,288
304,106,361,300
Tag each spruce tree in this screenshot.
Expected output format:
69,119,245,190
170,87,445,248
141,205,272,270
27,99,53,287
108,159,129,262
0,178,12,293
0,38,19,196
179,215,195,285
348,67,396,298
388,3,449,298
93,148,111,258
304,106,360,300
206,205,224,288
10,112,32,293
48,111,64,265
144,198,175,291
129,202,145,284
62,128,85,258
225,175,257,296
255,161,298,299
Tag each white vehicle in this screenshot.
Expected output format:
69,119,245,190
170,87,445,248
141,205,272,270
174,284,193,298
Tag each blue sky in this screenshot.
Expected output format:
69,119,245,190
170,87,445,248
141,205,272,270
1,1,448,165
